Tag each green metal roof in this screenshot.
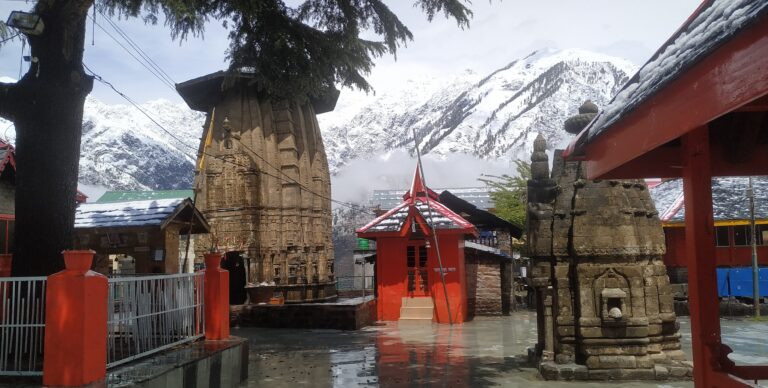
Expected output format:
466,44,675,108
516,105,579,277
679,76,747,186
95,190,194,203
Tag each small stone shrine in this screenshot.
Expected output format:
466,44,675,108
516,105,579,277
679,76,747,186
526,101,692,380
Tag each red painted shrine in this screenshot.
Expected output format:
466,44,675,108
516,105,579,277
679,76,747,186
357,165,478,323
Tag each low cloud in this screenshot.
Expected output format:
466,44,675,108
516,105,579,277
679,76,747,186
330,150,515,205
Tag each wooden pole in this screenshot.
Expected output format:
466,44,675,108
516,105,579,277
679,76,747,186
681,126,720,386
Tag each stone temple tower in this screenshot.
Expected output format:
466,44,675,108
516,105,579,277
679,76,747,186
526,101,692,380
177,72,337,300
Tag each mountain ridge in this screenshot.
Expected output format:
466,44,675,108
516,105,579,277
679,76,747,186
0,48,637,192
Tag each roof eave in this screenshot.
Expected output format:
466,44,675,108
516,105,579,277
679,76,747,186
579,14,768,179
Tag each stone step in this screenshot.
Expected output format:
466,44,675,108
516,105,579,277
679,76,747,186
401,297,434,308
399,306,434,320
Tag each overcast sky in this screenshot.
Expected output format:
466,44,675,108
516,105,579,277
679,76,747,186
0,0,701,105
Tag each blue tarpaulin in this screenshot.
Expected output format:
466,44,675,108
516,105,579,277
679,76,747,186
716,267,768,298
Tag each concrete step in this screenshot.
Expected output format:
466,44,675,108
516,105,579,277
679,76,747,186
399,306,434,320
401,297,434,308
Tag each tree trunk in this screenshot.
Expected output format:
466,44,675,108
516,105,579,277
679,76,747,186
4,0,93,276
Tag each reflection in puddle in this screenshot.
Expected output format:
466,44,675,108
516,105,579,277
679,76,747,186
234,313,767,387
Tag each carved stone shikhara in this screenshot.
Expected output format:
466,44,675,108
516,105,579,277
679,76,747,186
527,101,692,380
180,73,335,295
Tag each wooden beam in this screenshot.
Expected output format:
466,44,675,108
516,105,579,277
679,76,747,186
583,17,768,179
681,127,722,387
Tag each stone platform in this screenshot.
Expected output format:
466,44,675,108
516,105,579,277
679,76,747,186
107,337,248,388
537,360,693,381
231,296,376,330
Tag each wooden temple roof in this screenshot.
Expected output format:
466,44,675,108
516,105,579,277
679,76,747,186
566,0,768,179
176,71,340,114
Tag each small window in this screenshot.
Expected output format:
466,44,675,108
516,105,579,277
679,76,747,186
759,224,768,245
407,246,415,267
418,246,427,267
733,225,752,246
0,221,6,253
715,226,730,247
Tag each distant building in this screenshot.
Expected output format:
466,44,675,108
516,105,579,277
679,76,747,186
651,177,768,268
371,187,492,211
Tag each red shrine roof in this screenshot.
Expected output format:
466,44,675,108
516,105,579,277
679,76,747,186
0,139,15,174
357,165,477,237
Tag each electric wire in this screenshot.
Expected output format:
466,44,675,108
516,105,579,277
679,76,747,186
82,63,372,214
97,10,176,86
87,14,176,91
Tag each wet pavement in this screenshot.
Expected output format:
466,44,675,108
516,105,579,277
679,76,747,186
233,311,768,387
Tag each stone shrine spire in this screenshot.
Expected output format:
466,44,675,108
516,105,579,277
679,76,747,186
526,101,691,381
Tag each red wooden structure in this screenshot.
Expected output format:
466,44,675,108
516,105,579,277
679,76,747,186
663,225,768,268
357,165,478,323
566,1,768,385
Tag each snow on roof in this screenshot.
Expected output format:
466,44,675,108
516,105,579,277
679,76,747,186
650,177,768,222
359,203,410,233
587,0,768,140
357,198,475,235
75,198,185,229
414,200,472,230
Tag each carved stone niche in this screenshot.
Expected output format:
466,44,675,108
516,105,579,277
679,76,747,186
592,269,631,326
601,288,627,326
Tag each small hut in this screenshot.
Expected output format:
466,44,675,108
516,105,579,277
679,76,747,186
357,165,478,324
73,198,209,274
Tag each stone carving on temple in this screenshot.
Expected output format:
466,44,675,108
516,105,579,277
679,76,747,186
526,101,693,380
177,72,338,303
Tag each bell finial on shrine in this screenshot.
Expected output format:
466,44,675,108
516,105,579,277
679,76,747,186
564,100,599,135
530,133,549,180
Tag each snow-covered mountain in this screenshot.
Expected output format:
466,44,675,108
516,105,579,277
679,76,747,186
318,48,637,173
0,96,205,191
0,48,636,192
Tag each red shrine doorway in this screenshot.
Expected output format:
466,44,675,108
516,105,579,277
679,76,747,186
406,244,429,297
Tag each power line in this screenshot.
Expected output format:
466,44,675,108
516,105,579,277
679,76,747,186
96,10,176,86
82,63,372,214
87,14,175,91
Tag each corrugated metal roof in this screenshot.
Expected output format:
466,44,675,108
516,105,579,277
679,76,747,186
650,177,768,223
75,198,185,229
586,0,768,141
95,190,193,203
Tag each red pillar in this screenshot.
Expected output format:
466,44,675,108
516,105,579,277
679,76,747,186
204,252,230,340
0,253,10,277
43,250,107,387
681,127,721,386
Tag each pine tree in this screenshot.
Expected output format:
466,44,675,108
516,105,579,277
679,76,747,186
478,160,530,229
0,0,472,276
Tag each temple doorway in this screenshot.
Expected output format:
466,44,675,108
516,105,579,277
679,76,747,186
406,244,429,297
